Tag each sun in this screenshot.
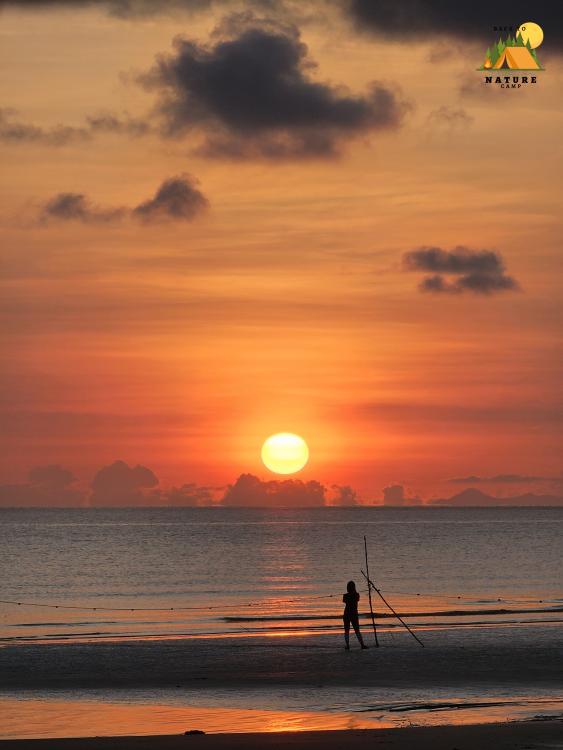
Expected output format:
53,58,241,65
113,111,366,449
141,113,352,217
261,433,309,475
518,21,544,49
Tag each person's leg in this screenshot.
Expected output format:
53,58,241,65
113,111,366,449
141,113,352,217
353,618,368,648
343,617,350,649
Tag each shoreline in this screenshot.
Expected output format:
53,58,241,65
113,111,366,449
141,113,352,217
1,721,562,749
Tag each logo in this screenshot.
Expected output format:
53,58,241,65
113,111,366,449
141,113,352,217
480,21,544,71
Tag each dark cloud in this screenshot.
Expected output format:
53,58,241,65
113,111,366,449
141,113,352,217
0,0,174,15
133,174,208,222
417,274,450,293
0,0,244,17
90,460,159,506
85,113,151,137
41,193,127,224
381,484,421,506
222,473,326,506
403,246,520,296
3,1,562,48
418,271,519,295
448,474,561,484
346,1,563,45
330,483,358,506
0,108,148,146
0,108,89,146
40,175,207,225
0,464,81,507
453,272,519,294
404,246,503,274
110,0,222,16
0,1,329,24
140,23,409,159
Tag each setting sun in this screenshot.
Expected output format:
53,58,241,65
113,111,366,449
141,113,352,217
261,433,309,475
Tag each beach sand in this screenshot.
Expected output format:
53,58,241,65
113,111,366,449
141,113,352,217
2,627,562,690
0,722,562,750
2,627,562,737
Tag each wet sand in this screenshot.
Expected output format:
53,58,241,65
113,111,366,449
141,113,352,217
2,626,562,690
2,627,562,739
1,722,562,750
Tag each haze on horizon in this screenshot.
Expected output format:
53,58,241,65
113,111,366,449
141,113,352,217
0,1,561,504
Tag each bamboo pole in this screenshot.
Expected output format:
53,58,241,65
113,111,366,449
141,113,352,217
361,569,424,648
363,536,379,647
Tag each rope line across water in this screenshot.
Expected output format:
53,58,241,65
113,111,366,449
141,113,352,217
0,593,337,612
0,589,556,613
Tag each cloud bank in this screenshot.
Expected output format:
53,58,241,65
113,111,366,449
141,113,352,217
0,464,561,507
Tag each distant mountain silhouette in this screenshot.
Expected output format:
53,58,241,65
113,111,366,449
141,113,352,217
430,487,563,507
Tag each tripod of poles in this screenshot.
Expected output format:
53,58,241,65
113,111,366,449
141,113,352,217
362,535,424,648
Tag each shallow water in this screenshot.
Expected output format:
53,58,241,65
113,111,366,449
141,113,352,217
1,507,561,642
1,689,563,738
1,507,562,738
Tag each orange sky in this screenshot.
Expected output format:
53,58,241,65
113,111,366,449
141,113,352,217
0,3,561,501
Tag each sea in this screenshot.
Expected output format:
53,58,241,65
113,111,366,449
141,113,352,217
1,506,562,738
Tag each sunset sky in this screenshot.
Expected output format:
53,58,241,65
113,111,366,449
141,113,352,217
1,1,561,502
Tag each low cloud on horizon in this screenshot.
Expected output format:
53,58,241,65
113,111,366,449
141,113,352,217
2,463,562,508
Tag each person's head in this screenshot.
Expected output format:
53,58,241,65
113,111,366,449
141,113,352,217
347,580,357,594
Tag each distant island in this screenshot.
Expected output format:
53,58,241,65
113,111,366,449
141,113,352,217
428,487,563,507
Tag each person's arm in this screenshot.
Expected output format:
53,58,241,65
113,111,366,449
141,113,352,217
342,594,346,603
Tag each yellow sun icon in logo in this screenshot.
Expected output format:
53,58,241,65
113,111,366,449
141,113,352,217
517,22,544,49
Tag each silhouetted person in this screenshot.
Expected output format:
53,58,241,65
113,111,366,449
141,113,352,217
343,580,368,650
